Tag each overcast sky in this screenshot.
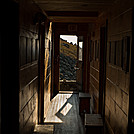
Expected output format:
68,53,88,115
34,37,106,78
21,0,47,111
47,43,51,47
60,35,77,45
60,35,83,48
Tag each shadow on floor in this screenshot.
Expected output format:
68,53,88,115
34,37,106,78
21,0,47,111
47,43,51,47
44,93,85,134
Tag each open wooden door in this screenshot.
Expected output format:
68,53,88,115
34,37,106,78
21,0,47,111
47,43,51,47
76,36,83,92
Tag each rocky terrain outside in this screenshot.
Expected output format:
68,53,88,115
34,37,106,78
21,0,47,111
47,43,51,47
60,38,77,80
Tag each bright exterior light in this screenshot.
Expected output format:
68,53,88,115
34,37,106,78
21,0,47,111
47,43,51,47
60,35,77,45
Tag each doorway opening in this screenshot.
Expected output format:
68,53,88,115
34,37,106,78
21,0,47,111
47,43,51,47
59,35,78,91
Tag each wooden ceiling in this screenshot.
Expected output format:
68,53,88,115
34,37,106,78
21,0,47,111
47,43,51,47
34,0,116,23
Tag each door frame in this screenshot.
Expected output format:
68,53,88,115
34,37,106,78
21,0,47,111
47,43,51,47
77,36,84,92
51,23,89,96
38,22,45,124
99,20,108,120
53,34,88,93
87,34,91,93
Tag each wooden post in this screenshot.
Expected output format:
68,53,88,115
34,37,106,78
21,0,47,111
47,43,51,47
99,25,107,118
38,23,45,124
51,28,54,99
87,34,91,93
77,36,79,67
83,35,88,92
53,30,60,95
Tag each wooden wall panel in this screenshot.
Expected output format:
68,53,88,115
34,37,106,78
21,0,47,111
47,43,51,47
90,61,100,114
19,44,38,134
26,38,31,63
19,0,41,133
110,41,116,65
89,2,132,133
122,36,130,72
90,66,99,81
105,1,132,133
116,40,122,67
89,22,100,114
32,39,36,62
35,39,39,60
20,36,26,66
19,63,38,90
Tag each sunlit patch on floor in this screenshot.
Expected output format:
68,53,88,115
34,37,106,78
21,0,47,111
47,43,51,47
60,103,72,116
44,93,85,134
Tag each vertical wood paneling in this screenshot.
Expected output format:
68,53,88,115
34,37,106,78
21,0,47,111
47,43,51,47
19,0,41,133
26,38,31,63
20,36,27,66
89,25,100,114
105,2,132,133
32,39,36,62
116,40,122,67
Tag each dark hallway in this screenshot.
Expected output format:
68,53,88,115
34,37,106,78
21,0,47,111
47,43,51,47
1,0,134,134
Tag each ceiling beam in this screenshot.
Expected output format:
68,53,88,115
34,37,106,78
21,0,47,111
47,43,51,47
46,11,98,17
37,3,113,12
48,16,97,23
35,0,114,4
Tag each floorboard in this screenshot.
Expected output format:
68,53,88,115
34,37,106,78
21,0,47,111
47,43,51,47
44,92,85,134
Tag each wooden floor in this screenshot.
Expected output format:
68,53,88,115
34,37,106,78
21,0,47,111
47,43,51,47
44,92,85,134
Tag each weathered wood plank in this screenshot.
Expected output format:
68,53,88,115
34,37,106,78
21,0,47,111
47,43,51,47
44,93,85,134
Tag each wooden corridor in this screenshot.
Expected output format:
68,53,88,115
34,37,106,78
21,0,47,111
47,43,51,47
44,92,85,134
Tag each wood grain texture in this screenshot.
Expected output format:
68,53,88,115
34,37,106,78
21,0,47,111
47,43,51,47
35,0,114,12
85,114,103,134
105,2,132,133
44,93,85,134
85,114,103,126
34,125,54,134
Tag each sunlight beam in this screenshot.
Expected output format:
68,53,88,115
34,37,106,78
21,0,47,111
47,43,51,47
60,103,72,116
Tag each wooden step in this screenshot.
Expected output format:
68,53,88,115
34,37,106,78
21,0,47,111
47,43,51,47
84,114,104,134
33,124,54,134
59,90,78,94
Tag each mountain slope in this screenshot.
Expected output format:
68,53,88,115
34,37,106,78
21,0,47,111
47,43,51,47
60,39,77,80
